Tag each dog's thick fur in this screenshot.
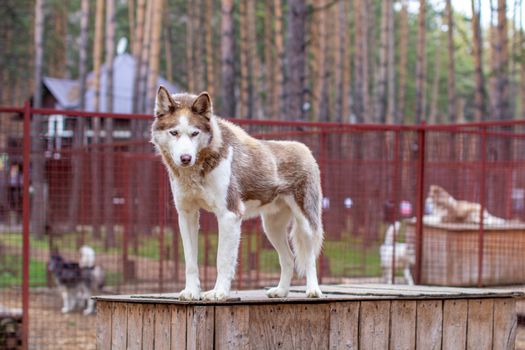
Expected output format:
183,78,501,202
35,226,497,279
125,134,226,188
151,87,324,300
427,185,505,225
48,246,105,315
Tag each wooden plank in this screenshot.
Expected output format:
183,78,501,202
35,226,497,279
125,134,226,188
416,300,442,350
359,301,390,350
171,305,187,350
155,304,171,349
466,299,494,350
96,301,112,350
328,302,359,350
214,305,250,349
442,299,467,350
492,298,517,350
389,300,416,350
142,304,156,350
187,306,215,350
249,303,330,349
126,303,144,350
111,303,128,350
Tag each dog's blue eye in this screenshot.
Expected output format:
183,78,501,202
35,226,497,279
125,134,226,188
169,130,178,137
191,131,200,137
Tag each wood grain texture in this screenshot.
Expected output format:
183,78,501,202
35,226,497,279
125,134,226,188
359,301,390,350
416,300,442,350
249,303,330,349
126,303,144,350
493,298,517,350
142,304,156,350
214,305,250,349
96,301,112,350
187,306,215,350
466,299,494,350
390,300,416,350
329,302,359,350
442,299,467,350
155,304,171,349
111,303,128,350
170,305,187,350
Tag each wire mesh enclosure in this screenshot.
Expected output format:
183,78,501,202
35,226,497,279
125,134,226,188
1,105,525,348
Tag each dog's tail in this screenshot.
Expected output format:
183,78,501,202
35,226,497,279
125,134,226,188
289,176,324,278
383,221,401,245
79,245,96,268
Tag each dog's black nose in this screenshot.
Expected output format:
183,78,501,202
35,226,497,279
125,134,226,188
180,154,192,165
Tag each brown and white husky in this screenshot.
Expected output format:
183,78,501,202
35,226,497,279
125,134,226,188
151,86,324,300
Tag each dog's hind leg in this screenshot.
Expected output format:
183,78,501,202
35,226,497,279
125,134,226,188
261,206,294,298
178,209,201,300
284,196,323,298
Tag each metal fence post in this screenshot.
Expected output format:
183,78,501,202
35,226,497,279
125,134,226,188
478,127,487,288
414,123,426,285
22,101,31,349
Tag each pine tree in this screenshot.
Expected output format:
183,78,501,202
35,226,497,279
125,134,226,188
220,0,235,117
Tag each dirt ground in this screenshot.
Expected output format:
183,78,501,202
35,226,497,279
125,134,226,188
1,288,525,349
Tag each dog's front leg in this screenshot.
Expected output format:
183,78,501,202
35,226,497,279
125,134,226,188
178,209,201,300
202,211,241,301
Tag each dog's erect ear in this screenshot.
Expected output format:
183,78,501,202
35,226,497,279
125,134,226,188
155,85,177,117
191,92,213,120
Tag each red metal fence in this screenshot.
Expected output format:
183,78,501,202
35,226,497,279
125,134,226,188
1,105,525,348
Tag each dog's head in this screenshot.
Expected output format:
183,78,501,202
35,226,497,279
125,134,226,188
428,185,451,206
151,86,214,168
48,253,64,273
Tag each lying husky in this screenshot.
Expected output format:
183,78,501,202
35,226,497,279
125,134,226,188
151,86,324,300
379,222,415,285
427,185,505,225
48,246,105,315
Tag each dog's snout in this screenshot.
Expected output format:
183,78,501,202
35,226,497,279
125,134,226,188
180,154,192,165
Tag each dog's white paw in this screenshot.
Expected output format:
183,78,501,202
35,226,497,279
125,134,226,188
202,289,228,301
179,288,201,301
305,286,323,298
61,307,72,314
83,308,94,316
266,287,289,298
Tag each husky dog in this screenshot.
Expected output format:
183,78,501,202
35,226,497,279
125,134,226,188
151,86,324,300
380,222,415,285
48,246,105,315
427,185,505,225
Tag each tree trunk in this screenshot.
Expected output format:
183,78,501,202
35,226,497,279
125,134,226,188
496,0,509,120
247,0,262,118
186,1,195,92
429,35,442,124
220,0,235,117
128,0,135,52
385,2,395,124
341,0,351,123
146,0,164,112
415,0,427,123
164,25,173,82
264,1,275,118
285,0,307,120
446,0,457,122
273,0,285,119
205,0,215,98
354,0,370,122
132,0,145,114
310,0,327,122
472,0,485,122
374,0,390,123
91,0,104,239
104,0,116,248
239,0,250,118
397,0,409,123
67,0,89,232
137,0,153,113
31,0,47,238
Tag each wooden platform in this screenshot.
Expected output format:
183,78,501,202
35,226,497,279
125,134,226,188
94,284,523,349
406,221,525,286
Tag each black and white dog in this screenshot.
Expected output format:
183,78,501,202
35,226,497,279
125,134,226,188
48,246,105,315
